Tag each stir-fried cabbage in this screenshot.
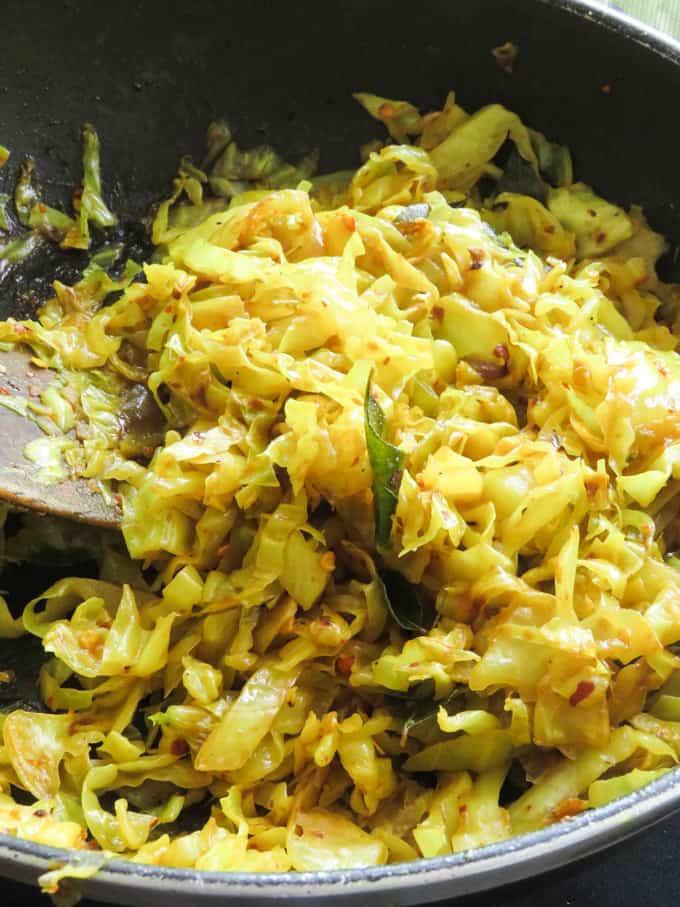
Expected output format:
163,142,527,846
0,89,679,882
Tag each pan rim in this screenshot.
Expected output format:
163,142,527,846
2,0,680,900
2,764,680,900
561,0,680,58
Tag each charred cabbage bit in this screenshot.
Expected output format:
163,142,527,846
14,157,39,226
491,41,519,74
63,124,117,249
0,124,116,299
365,381,405,548
14,157,75,240
0,231,45,276
353,93,422,143
0,87,677,875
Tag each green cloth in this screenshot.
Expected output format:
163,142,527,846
602,0,680,38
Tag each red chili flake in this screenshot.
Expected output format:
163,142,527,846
432,305,444,321
544,225,556,234
569,680,595,706
336,655,355,677
587,209,597,217
351,455,360,467
172,287,182,300
459,804,468,814
342,213,356,232
33,809,48,818
249,398,264,411
468,248,485,270
493,343,509,364
378,102,396,118
466,356,507,380
595,232,607,244
170,737,189,757
0,387,10,396
601,82,612,95
584,475,605,501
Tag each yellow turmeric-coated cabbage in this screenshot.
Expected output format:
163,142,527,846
0,90,680,879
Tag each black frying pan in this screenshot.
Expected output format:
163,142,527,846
1,0,680,903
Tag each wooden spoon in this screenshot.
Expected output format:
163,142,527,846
0,346,121,527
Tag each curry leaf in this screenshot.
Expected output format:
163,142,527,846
365,381,405,548
379,568,427,635
496,147,546,202
530,129,573,187
403,687,464,740
382,678,435,702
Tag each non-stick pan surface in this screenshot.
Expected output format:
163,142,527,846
1,0,680,903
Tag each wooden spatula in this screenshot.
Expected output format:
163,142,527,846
0,346,120,528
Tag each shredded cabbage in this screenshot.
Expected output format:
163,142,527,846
0,89,679,878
